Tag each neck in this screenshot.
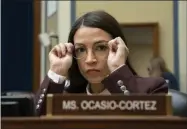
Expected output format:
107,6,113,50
90,83,105,94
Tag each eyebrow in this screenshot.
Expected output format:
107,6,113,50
74,40,109,46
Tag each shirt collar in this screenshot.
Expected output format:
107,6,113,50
86,84,111,95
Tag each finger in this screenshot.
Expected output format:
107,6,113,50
51,45,62,57
59,43,67,56
118,37,129,53
64,43,73,54
108,39,113,51
108,38,118,53
116,37,129,56
49,51,58,61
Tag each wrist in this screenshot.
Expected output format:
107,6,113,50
50,67,68,77
110,64,125,73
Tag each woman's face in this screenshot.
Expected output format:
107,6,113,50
73,26,112,84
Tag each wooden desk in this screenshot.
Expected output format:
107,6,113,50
2,116,187,129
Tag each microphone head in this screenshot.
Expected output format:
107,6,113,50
38,33,50,47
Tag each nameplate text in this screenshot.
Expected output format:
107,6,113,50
46,94,172,116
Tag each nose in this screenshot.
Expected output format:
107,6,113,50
85,50,97,64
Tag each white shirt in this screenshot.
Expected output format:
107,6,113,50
86,84,111,95
48,70,70,88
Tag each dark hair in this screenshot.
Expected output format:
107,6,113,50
66,10,136,93
149,56,170,73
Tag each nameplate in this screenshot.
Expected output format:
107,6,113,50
46,94,172,116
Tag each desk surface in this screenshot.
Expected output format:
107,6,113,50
2,116,187,129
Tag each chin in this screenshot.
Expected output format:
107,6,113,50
86,77,103,84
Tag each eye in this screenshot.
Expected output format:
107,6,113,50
75,47,86,53
95,45,108,51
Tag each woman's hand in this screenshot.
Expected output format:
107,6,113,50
49,43,73,77
107,37,129,73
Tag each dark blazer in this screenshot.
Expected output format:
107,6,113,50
35,65,168,116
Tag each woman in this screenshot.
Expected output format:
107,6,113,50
35,10,168,116
147,56,179,90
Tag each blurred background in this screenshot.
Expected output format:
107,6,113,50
1,1,187,93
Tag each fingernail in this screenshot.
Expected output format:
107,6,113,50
112,39,116,42
116,37,119,40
